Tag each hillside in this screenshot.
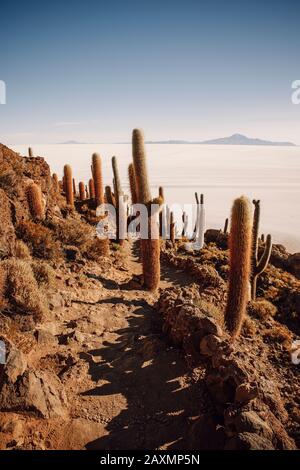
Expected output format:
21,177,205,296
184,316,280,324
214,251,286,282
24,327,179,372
0,142,299,450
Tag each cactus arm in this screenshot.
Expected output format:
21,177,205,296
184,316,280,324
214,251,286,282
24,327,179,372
255,234,272,276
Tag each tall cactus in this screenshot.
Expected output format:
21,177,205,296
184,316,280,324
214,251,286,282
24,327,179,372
92,153,104,206
79,182,85,201
128,163,138,204
88,178,95,200
251,200,272,300
63,164,74,206
112,156,125,244
225,196,252,337
27,183,44,220
224,218,229,234
132,128,160,291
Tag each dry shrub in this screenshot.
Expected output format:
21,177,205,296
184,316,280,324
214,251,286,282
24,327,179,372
248,299,277,320
0,160,23,194
83,237,109,260
14,239,31,260
242,317,257,337
31,260,55,287
0,258,48,321
16,220,61,260
54,218,92,247
194,298,224,327
263,324,292,348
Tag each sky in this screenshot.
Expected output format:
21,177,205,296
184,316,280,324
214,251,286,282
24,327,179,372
0,0,299,145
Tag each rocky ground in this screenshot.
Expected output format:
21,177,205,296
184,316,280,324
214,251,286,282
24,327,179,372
0,143,299,450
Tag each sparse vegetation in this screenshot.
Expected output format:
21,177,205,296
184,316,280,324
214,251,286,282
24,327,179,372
16,220,61,260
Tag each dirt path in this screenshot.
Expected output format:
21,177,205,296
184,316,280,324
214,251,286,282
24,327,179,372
37,242,206,450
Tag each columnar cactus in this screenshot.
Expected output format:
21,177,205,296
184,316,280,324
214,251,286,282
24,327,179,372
182,211,188,237
132,128,160,291
224,218,229,234
28,147,34,157
251,200,272,300
88,178,95,200
63,164,74,206
105,185,116,207
27,182,44,220
85,185,89,199
73,178,77,197
52,173,59,192
79,182,85,201
128,163,138,204
112,156,124,244
225,196,252,337
92,153,104,207
170,212,175,245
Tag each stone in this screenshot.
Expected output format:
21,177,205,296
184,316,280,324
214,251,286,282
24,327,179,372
225,432,275,450
198,316,223,337
5,348,27,384
35,329,58,347
235,382,258,404
234,411,273,441
0,369,68,418
48,293,64,310
200,334,222,356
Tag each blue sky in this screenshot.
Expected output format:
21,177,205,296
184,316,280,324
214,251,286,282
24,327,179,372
0,0,299,144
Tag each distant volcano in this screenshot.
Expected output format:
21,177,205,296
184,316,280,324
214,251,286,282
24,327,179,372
146,133,295,146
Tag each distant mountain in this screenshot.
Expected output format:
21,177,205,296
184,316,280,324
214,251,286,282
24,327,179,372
59,140,87,144
146,134,295,146
199,133,295,146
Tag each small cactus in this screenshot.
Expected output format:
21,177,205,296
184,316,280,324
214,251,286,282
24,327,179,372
73,178,77,197
251,200,272,300
85,185,89,199
225,196,252,337
63,164,74,206
105,185,116,207
52,173,59,192
88,178,95,200
28,147,34,157
79,182,85,201
27,182,44,220
92,153,104,206
224,218,229,234
170,212,175,245
132,129,160,291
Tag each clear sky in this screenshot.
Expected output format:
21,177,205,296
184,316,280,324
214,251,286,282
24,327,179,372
0,0,299,144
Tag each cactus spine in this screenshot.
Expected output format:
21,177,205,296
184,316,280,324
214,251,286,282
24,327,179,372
27,183,44,220
225,196,252,337
132,128,160,291
92,153,104,207
79,182,85,201
63,164,74,206
251,200,272,300
88,178,95,200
